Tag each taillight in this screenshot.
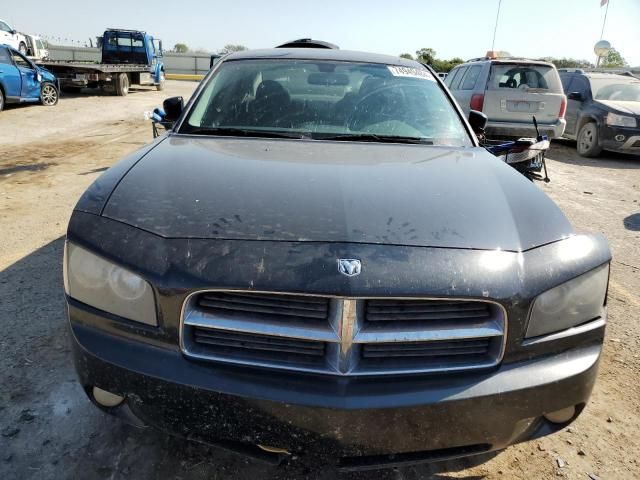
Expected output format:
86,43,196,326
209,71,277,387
470,94,484,111
559,96,567,118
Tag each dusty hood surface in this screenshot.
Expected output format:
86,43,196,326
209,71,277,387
596,100,640,116
102,136,573,251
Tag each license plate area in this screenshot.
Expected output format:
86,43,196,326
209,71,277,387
502,99,541,113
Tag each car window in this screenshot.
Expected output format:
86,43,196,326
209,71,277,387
0,21,11,32
560,74,574,92
444,67,460,87
10,50,32,69
569,76,590,97
489,64,561,92
182,59,473,147
449,66,468,90
460,65,482,90
590,78,640,102
0,48,12,65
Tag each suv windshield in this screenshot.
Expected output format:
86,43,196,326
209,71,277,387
181,59,472,146
590,78,640,102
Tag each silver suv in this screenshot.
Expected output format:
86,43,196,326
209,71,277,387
446,57,567,138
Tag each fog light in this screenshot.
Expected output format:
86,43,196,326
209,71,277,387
92,386,124,407
615,134,626,142
544,406,576,424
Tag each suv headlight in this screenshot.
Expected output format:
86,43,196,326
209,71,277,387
525,264,609,338
606,112,637,128
64,242,157,326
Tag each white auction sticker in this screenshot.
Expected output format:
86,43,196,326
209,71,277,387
387,66,435,81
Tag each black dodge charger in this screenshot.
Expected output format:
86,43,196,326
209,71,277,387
65,46,611,470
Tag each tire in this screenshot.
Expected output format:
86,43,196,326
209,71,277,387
18,42,27,56
156,71,165,91
40,82,59,106
0,88,5,112
577,122,602,157
114,73,130,96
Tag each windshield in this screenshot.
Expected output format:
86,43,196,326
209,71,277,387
181,59,472,146
590,78,640,102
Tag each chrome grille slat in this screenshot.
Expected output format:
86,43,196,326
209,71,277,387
181,291,507,376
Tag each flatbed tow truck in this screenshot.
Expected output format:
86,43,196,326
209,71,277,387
38,29,165,96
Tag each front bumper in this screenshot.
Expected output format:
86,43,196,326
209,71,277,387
598,124,640,154
70,303,603,464
486,118,566,139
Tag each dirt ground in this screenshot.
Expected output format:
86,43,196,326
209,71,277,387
1,81,639,480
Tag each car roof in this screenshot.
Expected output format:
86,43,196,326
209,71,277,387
461,58,554,67
224,48,423,68
581,72,639,81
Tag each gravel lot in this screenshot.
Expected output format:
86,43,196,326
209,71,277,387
1,81,639,480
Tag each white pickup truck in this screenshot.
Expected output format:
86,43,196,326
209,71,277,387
0,19,27,55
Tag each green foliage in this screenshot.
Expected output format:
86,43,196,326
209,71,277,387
219,44,248,54
407,48,463,72
539,57,594,69
601,48,627,68
173,43,189,53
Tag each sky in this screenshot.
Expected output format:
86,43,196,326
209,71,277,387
3,0,640,66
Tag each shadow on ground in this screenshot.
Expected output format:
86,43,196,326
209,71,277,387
550,140,640,169
0,238,490,480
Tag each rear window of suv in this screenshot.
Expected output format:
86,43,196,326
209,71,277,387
489,64,562,92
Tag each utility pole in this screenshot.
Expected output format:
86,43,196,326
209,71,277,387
491,0,503,52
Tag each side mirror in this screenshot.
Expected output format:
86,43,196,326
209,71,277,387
10,29,17,35
468,110,488,135
158,40,163,57
163,96,184,122
567,91,583,101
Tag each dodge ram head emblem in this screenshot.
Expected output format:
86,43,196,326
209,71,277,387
338,259,361,277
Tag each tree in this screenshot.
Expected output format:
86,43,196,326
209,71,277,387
219,44,248,54
601,48,628,68
539,57,594,69
173,43,189,53
415,48,437,65
399,53,414,60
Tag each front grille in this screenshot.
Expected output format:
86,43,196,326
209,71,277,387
182,291,506,376
361,338,491,358
192,327,326,367
365,299,491,322
197,291,329,322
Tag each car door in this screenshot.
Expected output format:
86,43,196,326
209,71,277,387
564,76,590,136
10,49,40,99
0,46,22,98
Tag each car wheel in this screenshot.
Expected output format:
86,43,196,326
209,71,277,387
577,122,602,157
0,89,5,112
19,42,27,55
40,82,59,106
156,71,165,91
114,73,130,96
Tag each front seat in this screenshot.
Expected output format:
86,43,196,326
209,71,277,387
249,80,291,127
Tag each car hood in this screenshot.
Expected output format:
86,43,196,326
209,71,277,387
102,136,573,251
596,100,640,116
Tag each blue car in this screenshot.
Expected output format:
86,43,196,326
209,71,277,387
0,43,59,112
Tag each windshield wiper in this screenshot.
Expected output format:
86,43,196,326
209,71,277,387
317,133,433,145
181,127,308,139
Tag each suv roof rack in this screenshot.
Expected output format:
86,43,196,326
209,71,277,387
105,28,145,33
276,38,339,49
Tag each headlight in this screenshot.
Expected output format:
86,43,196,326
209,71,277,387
525,264,609,338
606,112,637,128
64,242,157,326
